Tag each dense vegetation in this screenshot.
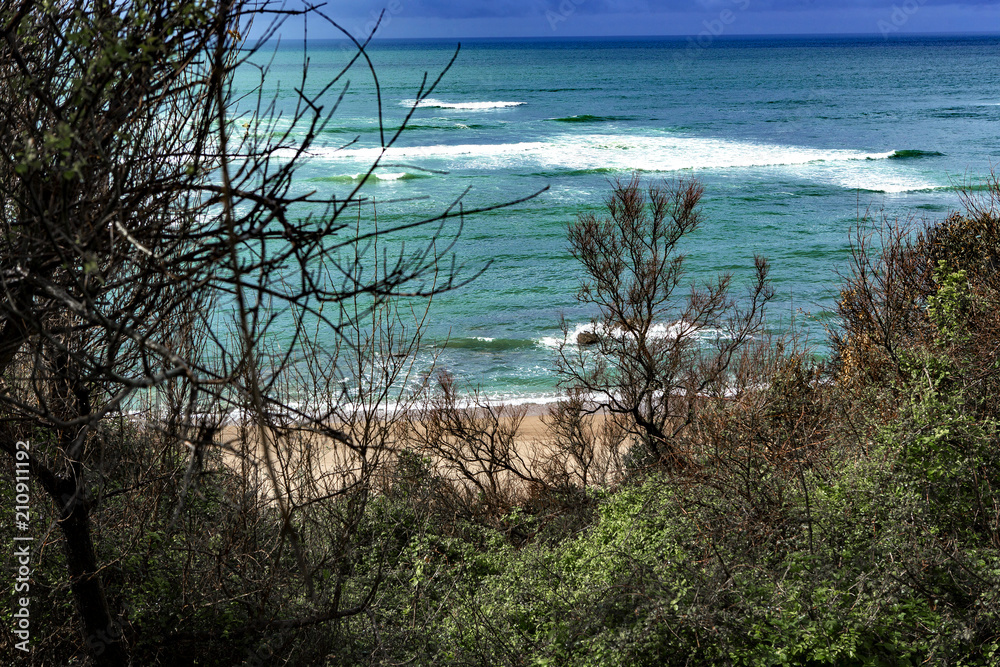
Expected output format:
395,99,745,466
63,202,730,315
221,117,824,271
6,175,1000,665
3,2,1000,666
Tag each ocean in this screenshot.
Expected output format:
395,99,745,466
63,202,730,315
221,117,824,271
232,34,1000,405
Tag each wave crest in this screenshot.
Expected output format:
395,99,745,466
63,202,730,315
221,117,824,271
537,320,719,350
400,98,524,110
296,134,939,193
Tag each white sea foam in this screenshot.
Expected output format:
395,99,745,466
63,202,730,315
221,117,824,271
537,320,718,351
295,132,938,191
792,160,938,193
400,98,524,110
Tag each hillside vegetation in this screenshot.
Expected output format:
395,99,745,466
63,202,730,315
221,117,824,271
5,174,1000,666
2,3,999,665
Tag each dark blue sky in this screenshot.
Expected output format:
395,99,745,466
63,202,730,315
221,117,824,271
276,0,1000,40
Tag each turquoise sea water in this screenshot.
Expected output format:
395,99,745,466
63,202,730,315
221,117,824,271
234,34,1000,404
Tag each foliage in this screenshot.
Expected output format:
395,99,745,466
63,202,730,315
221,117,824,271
3,5,1000,663
0,1,538,665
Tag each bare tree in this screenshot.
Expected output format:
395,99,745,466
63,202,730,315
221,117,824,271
542,387,630,488
0,1,541,663
401,371,541,518
557,174,773,470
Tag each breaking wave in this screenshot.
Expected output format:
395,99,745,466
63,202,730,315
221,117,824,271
400,98,524,110
297,134,938,193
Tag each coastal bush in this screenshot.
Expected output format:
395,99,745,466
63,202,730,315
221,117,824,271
823,178,1000,663
834,173,1000,403
557,174,774,471
362,179,1000,666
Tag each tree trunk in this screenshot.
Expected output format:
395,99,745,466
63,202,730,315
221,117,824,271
53,474,129,667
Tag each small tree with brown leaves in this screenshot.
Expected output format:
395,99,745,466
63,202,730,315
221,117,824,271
557,174,773,470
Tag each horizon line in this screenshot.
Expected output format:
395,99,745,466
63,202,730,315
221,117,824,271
261,30,1000,43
